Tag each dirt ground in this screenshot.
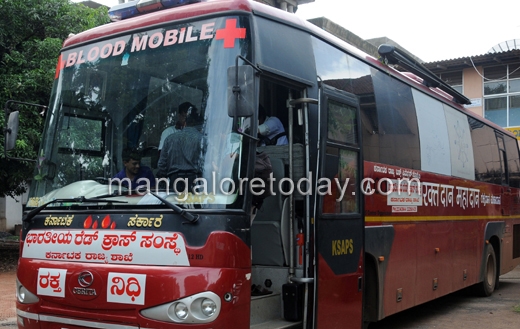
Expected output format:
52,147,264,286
0,244,19,327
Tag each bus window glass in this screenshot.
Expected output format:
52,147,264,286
468,117,503,184
323,146,358,214
443,105,475,180
327,100,358,145
311,37,376,163
312,37,350,81
29,16,252,208
371,69,420,169
255,16,315,83
338,149,358,213
412,89,451,176
497,134,508,185
505,135,520,188
57,116,103,151
54,114,105,184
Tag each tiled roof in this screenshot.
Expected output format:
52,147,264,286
424,49,520,72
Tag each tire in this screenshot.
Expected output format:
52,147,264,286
473,244,496,297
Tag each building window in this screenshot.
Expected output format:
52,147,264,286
439,71,463,94
484,64,520,127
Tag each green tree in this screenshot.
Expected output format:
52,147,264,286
0,0,110,197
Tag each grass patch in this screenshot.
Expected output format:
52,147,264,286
5,235,19,241
514,304,520,313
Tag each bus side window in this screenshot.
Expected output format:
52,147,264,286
323,99,360,214
371,69,420,170
497,134,508,185
469,117,503,185
505,135,520,188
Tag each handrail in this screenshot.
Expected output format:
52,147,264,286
291,277,314,284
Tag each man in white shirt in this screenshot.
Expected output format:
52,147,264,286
258,105,288,146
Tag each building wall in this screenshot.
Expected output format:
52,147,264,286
0,199,4,231
308,17,380,58
424,50,520,130
463,66,484,117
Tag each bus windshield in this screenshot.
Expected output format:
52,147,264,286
27,16,252,209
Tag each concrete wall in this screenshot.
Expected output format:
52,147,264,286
0,192,27,233
0,199,4,231
307,17,379,58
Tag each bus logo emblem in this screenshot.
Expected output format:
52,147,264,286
78,271,94,288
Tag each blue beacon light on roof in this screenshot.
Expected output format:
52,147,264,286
108,0,202,21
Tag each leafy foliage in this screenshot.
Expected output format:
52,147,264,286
0,0,110,197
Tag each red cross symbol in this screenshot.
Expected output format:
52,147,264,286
215,19,246,48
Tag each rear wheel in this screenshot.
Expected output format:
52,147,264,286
474,244,496,297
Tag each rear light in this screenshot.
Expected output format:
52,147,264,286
109,0,202,21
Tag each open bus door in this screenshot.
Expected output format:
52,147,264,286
314,84,364,328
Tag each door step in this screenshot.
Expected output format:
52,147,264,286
250,319,302,329
251,293,280,325
250,293,302,328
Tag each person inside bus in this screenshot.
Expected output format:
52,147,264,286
257,104,288,146
157,101,191,156
156,106,204,193
113,148,156,191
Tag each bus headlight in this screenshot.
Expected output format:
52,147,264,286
16,278,39,304
201,298,217,317
172,302,189,320
141,291,221,324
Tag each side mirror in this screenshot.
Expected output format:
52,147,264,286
3,100,46,161
5,111,20,151
42,160,57,180
227,65,255,118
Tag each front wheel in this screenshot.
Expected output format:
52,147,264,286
473,244,497,297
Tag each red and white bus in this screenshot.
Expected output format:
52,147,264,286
7,0,520,328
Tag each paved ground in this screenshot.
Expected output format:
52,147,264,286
1,266,520,328
0,270,16,326
369,265,520,329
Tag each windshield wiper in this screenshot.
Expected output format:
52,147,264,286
23,195,127,222
146,190,199,224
